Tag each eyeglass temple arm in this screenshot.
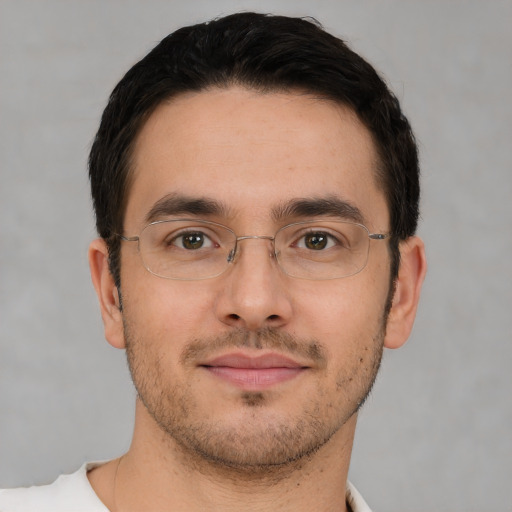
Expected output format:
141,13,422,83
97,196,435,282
118,235,139,242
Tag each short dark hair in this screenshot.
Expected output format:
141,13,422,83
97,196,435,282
89,12,419,288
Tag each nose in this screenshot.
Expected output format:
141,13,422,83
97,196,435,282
214,237,293,331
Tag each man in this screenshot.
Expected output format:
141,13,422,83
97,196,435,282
0,12,426,511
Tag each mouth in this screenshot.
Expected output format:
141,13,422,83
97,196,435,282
200,353,309,390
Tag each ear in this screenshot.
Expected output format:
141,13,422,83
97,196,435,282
88,238,126,349
384,236,427,349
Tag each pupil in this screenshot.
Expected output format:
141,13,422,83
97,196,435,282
183,233,204,250
305,233,327,250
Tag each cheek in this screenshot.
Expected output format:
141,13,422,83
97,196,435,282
292,276,388,323
120,265,218,343
289,276,389,352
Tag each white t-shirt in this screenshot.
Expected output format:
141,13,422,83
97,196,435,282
0,462,372,511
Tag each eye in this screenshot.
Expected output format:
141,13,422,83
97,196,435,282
296,231,337,251
171,231,215,250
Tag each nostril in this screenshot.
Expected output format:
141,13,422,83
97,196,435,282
267,315,279,321
228,313,241,321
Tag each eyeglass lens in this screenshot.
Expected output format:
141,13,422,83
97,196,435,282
135,219,374,280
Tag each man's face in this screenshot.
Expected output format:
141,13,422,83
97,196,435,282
118,87,392,469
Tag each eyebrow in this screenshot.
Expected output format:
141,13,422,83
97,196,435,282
145,193,231,223
145,193,365,225
271,196,365,224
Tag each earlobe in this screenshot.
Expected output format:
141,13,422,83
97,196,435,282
384,236,427,349
88,238,126,349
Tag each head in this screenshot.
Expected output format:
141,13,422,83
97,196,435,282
88,13,426,475
89,12,419,292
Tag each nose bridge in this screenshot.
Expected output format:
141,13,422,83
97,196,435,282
236,234,275,245
237,235,274,241
216,233,291,330
229,235,276,264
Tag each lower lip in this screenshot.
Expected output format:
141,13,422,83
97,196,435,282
203,366,305,390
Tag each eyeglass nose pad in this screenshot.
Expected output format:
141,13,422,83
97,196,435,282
225,238,273,266
227,247,237,264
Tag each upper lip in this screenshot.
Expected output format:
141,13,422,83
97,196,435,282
201,353,307,369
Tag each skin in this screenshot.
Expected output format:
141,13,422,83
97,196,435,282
88,87,426,511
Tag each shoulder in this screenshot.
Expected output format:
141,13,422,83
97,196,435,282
0,463,109,512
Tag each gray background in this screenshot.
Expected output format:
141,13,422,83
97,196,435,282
1,1,511,511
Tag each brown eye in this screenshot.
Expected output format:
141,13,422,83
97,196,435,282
174,232,212,250
304,233,329,250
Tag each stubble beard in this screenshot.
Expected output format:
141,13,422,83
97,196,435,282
124,319,386,479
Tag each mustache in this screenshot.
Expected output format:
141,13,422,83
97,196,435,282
180,327,327,367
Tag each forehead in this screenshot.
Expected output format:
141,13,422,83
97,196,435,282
126,87,388,230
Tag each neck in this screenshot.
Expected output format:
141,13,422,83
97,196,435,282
89,402,357,512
